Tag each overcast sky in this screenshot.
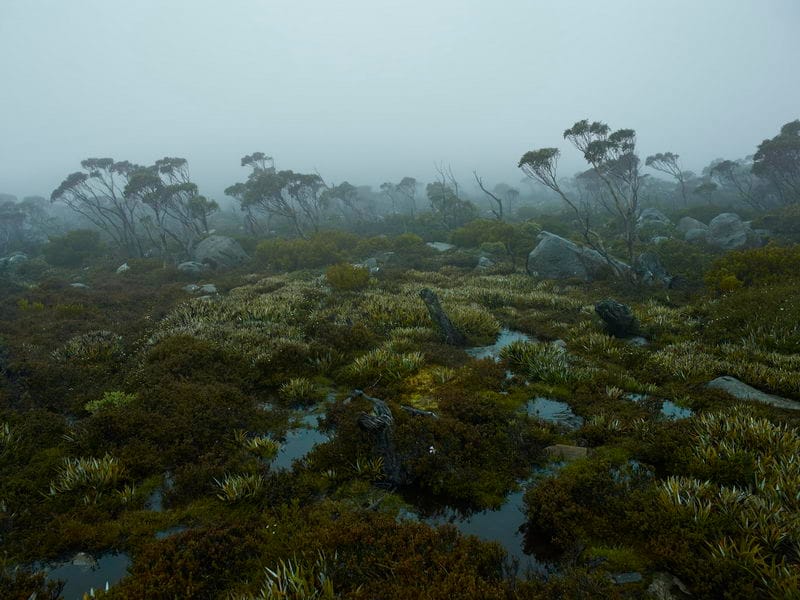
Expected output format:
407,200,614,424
1,0,798,202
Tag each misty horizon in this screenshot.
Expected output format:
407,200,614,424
2,0,799,202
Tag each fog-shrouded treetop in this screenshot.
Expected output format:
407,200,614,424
1,0,799,200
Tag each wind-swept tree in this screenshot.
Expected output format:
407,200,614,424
473,171,504,221
752,119,800,205
563,120,643,263
51,158,144,257
124,157,217,259
427,165,477,230
519,119,643,274
226,154,326,238
645,151,688,205
707,158,763,209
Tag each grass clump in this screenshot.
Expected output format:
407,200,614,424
500,340,576,384
48,454,124,503
214,473,265,503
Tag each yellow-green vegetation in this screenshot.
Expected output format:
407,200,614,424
84,390,137,413
280,378,320,404
3,218,800,599
48,454,124,504
500,340,577,384
325,262,370,291
214,473,266,503
659,408,800,597
235,553,337,600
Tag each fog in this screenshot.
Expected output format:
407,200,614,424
2,0,799,201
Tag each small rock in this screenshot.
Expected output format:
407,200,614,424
626,336,649,347
71,552,97,569
177,261,208,275
426,242,455,252
637,208,671,229
551,339,567,352
116,263,130,274
635,252,673,288
612,572,643,585
360,257,380,274
476,256,494,269
595,299,640,338
69,283,89,289
199,284,217,294
648,572,691,599
544,444,589,461
183,284,200,294
707,376,800,410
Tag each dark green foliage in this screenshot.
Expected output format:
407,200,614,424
42,229,104,267
107,525,263,599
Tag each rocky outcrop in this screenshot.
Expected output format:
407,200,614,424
526,231,630,281
544,444,589,461
426,242,455,252
684,228,708,243
636,208,672,232
192,235,248,269
635,252,673,288
178,261,208,275
707,376,800,410
595,299,640,338
706,213,760,250
676,216,707,235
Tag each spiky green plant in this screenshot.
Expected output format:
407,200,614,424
658,408,800,597
500,340,575,384
344,347,424,382
280,378,318,404
49,454,124,503
214,473,265,503
52,330,123,362
234,552,337,600
244,435,281,460
351,456,384,482
0,422,18,457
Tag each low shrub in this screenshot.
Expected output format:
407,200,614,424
325,263,370,291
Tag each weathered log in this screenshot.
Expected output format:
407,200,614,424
351,390,405,484
419,288,467,346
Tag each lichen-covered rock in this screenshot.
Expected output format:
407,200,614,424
676,216,707,235
635,252,673,288
707,376,800,410
636,208,671,229
192,235,248,269
684,228,708,243
426,242,455,252
707,213,760,250
476,255,494,270
526,231,629,281
177,261,208,275
595,299,640,338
